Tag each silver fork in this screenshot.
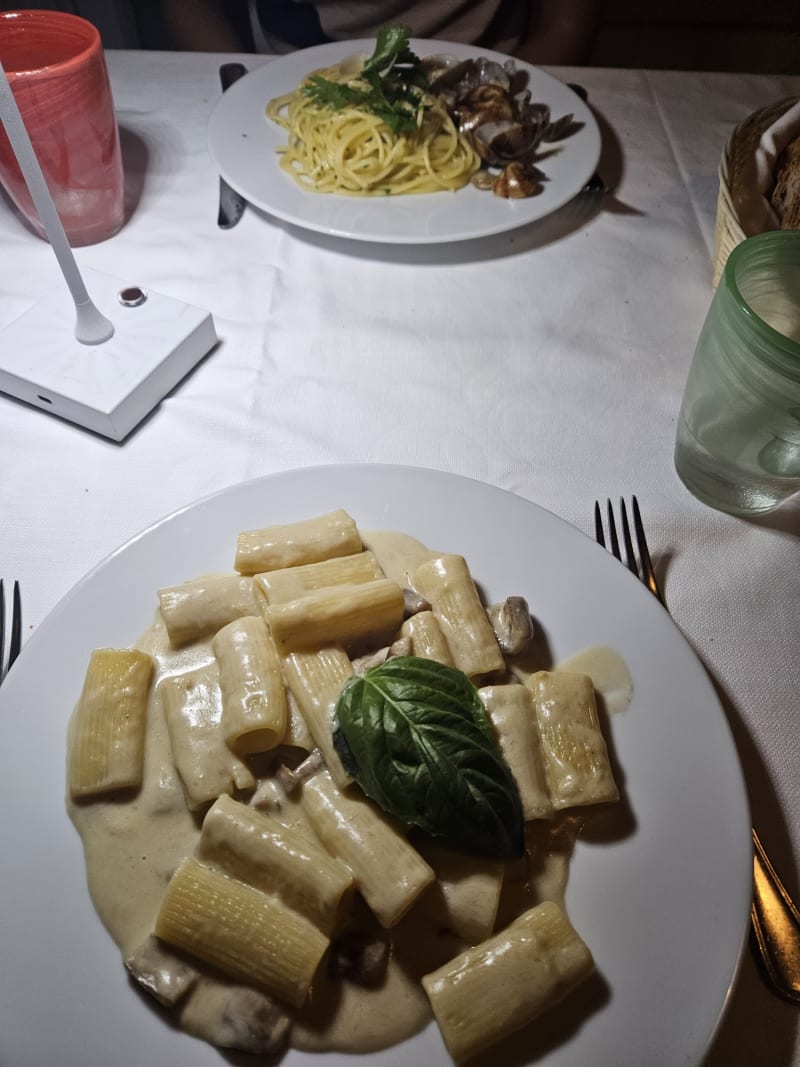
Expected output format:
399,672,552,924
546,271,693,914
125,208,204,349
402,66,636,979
0,579,22,683
595,497,800,1006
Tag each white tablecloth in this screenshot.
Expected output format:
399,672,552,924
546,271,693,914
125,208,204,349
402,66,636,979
1,49,799,1064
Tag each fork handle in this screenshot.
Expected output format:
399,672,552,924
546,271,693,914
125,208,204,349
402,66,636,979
751,828,800,1004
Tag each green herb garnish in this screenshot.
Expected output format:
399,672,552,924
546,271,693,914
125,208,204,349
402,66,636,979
303,25,430,135
333,656,524,858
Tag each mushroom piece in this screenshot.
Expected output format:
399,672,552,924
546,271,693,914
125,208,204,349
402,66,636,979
124,935,199,1007
492,162,544,199
352,635,413,674
329,929,391,987
487,596,534,654
403,587,430,617
276,749,325,795
180,981,291,1056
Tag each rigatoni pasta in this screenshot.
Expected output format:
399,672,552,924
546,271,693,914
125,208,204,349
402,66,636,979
154,857,329,1008
480,683,554,821
213,615,287,754
300,768,435,928
197,794,353,934
412,554,506,681
157,575,257,647
526,670,619,808
416,842,504,943
400,609,454,665
68,648,154,798
264,578,404,653
254,549,385,605
422,900,594,1063
160,664,255,810
235,508,361,575
282,646,354,788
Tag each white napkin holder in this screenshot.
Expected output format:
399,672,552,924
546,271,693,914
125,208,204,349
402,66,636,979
0,270,217,440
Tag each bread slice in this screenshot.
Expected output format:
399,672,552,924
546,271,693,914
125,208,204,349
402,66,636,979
770,134,800,229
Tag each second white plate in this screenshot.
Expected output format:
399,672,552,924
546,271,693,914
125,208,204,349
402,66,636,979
206,41,601,243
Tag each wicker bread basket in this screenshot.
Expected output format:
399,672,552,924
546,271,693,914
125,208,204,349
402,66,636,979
712,96,800,286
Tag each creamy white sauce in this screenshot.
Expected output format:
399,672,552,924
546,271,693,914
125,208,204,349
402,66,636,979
67,530,628,1059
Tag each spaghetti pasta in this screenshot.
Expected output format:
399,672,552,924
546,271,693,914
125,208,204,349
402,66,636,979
266,61,480,196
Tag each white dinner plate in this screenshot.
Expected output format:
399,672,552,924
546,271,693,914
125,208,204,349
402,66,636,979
0,464,750,1067
206,41,601,243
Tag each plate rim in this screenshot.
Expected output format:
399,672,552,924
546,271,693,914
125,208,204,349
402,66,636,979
206,40,602,244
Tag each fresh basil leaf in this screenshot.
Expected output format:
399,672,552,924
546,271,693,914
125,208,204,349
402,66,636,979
333,656,523,858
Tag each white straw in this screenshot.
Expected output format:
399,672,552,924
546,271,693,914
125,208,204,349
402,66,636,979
0,59,114,344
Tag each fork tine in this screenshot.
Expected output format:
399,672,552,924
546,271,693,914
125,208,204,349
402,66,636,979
593,501,606,547
631,497,666,606
618,498,638,575
605,499,621,560
9,580,21,669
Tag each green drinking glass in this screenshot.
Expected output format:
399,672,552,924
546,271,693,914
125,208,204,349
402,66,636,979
674,230,800,515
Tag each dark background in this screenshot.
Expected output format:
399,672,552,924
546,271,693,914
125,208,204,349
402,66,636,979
1,0,799,72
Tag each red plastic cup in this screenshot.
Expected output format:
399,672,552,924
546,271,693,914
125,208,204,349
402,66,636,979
0,10,124,245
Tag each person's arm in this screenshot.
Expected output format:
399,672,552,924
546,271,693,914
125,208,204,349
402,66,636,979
163,0,245,51
514,0,603,65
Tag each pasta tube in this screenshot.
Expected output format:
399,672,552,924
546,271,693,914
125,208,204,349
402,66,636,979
301,769,435,928
155,858,328,1008
157,575,257,647
197,795,353,934
479,684,554,821
412,555,505,681
400,610,454,665
417,842,504,944
284,690,314,752
235,509,362,575
254,550,384,606
68,648,154,798
213,616,287,754
282,647,353,787
525,671,619,809
160,665,255,810
264,579,404,654
422,901,594,1063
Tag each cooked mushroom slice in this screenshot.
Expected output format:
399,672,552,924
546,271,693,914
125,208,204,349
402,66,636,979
125,935,199,1007
179,980,291,1056
403,587,430,616
329,929,391,987
487,596,534,654
352,635,413,674
276,749,325,795
492,162,544,199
